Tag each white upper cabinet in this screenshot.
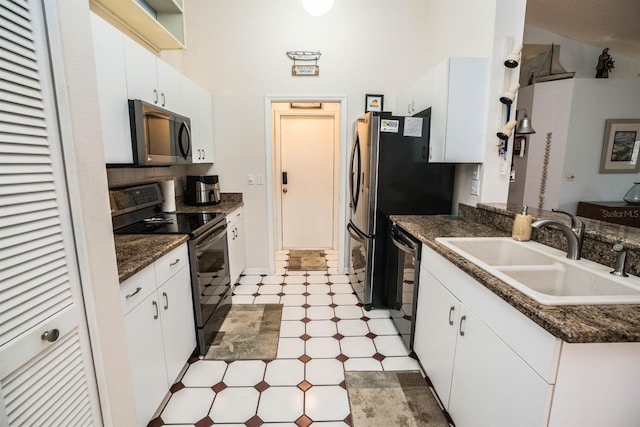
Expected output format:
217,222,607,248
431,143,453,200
429,57,489,163
399,57,489,163
91,13,134,164
180,75,214,163
123,37,181,111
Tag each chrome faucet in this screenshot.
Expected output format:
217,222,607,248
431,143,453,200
610,243,629,277
531,209,585,260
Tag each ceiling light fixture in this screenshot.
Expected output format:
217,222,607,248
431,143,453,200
301,0,334,16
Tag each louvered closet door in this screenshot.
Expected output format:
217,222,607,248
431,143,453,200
0,0,100,425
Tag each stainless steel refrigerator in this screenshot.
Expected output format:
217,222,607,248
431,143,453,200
347,110,455,310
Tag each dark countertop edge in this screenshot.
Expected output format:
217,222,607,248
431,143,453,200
115,234,189,282
390,214,640,344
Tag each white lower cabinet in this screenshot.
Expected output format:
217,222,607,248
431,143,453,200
227,207,246,284
120,244,196,425
414,244,640,426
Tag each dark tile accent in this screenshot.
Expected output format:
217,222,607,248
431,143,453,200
343,414,354,426
360,316,370,322
328,291,336,296
336,354,349,362
147,417,163,427
211,382,227,393
330,316,340,323
356,302,363,307
295,414,313,427
245,415,264,427
333,333,345,340
300,334,311,341
409,351,418,360
254,381,270,392
277,292,285,297
297,380,312,391
302,303,311,309
298,354,312,363
301,317,311,323
169,382,184,393
372,352,386,361
403,315,411,321
194,416,214,427
187,356,200,364
329,303,338,308
365,332,377,339
339,380,347,389
252,292,260,297
303,292,310,296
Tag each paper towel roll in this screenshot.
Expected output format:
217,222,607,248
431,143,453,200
160,179,176,212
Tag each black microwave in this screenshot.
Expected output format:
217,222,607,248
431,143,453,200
129,99,192,166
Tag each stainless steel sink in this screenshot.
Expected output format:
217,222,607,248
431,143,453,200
436,237,640,305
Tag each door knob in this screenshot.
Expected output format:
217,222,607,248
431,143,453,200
41,329,60,342
283,188,288,193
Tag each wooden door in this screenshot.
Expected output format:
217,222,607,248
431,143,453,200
273,103,340,249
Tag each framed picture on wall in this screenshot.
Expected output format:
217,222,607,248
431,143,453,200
599,119,640,173
365,94,384,113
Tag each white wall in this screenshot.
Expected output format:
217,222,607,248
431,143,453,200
163,0,525,270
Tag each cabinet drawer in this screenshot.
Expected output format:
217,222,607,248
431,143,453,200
120,264,156,315
155,244,189,285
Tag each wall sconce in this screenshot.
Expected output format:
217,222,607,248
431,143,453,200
515,109,536,135
499,83,520,105
504,44,523,68
301,0,334,16
497,119,517,140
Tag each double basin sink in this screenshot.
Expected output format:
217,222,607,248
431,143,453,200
436,237,640,306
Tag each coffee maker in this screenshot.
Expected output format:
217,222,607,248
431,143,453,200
185,175,221,205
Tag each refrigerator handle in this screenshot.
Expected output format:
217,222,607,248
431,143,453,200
348,221,373,240
349,136,361,210
282,171,288,185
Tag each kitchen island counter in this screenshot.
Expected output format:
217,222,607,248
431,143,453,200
390,214,640,344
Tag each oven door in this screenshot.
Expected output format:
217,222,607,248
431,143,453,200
190,220,231,355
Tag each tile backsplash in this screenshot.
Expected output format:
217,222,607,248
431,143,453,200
107,164,213,196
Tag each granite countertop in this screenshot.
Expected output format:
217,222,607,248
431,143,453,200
114,234,189,282
390,214,640,344
114,193,244,283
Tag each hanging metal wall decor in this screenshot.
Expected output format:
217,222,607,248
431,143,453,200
287,51,321,76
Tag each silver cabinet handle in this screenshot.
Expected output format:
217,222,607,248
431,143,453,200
202,149,205,159
125,287,142,299
169,258,180,267
41,329,60,342
411,101,415,112
448,306,455,326
153,89,158,104
152,301,159,319
459,315,466,336
161,92,166,107
163,292,169,310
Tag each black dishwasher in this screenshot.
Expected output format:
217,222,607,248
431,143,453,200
387,222,422,350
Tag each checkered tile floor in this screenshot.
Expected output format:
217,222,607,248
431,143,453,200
151,249,421,426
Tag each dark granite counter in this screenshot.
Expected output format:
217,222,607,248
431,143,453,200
114,192,243,283
174,193,243,215
390,213,640,344
114,234,188,282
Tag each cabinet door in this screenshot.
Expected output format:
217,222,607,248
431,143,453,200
227,208,246,284
412,71,432,114
414,268,460,408
158,266,196,384
428,59,449,162
397,82,415,117
156,59,180,111
90,13,132,164
448,306,551,427
191,87,215,163
124,293,168,426
123,37,159,104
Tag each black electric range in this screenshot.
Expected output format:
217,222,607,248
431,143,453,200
110,182,225,237
111,182,232,356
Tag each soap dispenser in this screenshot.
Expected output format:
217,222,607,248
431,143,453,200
512,205,532,241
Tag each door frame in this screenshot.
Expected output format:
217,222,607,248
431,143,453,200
273,102,340,251
264,95,348,273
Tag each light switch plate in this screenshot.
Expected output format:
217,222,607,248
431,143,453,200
471,179,480,196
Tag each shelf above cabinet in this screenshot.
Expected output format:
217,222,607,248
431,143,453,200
90,0,185,50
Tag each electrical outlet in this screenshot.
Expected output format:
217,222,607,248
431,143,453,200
472,164,481,180
471,179,480,196
247,174,255,185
